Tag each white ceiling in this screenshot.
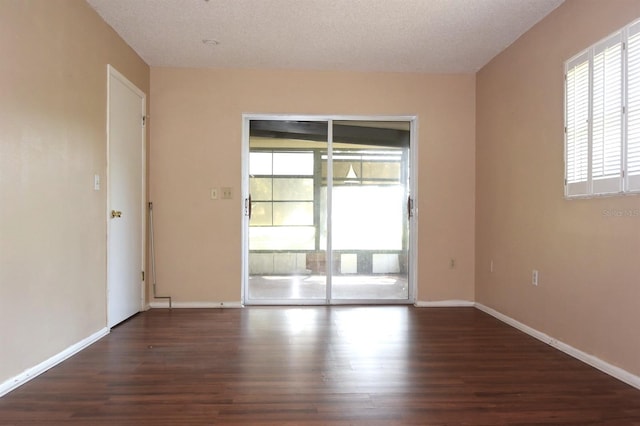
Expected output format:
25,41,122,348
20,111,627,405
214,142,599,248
86,0,564,73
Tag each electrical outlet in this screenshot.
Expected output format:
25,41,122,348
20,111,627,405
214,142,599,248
449,258,456,269
532,269,539,286
222,187,232,199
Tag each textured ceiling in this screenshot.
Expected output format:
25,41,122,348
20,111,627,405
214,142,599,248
86,0,564,73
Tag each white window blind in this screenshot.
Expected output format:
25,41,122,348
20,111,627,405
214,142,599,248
591,33,622,194
564,19,640,197
565,53,590,196
627,22,640,191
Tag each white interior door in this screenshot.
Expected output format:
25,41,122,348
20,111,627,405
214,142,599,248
107,65,145,328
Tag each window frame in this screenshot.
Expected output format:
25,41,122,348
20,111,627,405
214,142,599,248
564,18,640,198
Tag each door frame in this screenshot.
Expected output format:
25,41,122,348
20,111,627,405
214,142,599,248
241,114,418,305
106,65,147,326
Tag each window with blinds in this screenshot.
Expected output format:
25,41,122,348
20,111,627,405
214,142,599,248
564,19,640,197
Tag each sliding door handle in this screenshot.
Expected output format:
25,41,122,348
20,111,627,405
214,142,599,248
245,195,252,219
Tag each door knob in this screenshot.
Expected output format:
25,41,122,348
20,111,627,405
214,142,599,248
111,210,122,218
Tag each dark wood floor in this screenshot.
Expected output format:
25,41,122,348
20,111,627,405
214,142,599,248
1,307,640,425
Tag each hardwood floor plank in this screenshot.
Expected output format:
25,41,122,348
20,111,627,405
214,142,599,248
1,307,640,425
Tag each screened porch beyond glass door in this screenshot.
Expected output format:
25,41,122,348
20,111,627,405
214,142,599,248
246,119,410,303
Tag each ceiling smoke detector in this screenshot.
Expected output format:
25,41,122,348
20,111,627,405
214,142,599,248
202,39,220,46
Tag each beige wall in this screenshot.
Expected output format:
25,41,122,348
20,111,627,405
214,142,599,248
0,0,149,384
476,0,640,376
150,68,476,304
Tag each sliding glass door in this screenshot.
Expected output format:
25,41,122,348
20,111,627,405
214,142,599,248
243,117,414,305
246,121,328,302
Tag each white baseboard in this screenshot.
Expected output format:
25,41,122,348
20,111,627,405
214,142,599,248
414,300,475,307
148,301,243,309
0,327,109,398
475,303,640,391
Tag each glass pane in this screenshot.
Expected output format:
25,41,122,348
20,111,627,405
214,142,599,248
249,226,315,250
273,202,313,226
250,178,272,201
329,121,410,301
250,202,272,226
248,120,328,302
273,178,314,200
250,152,272,175
273,152,314,175
331,186,403,250
330,161,361,181
362,162,400,180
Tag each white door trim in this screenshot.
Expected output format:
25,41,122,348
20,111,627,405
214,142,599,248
106,65,147,326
